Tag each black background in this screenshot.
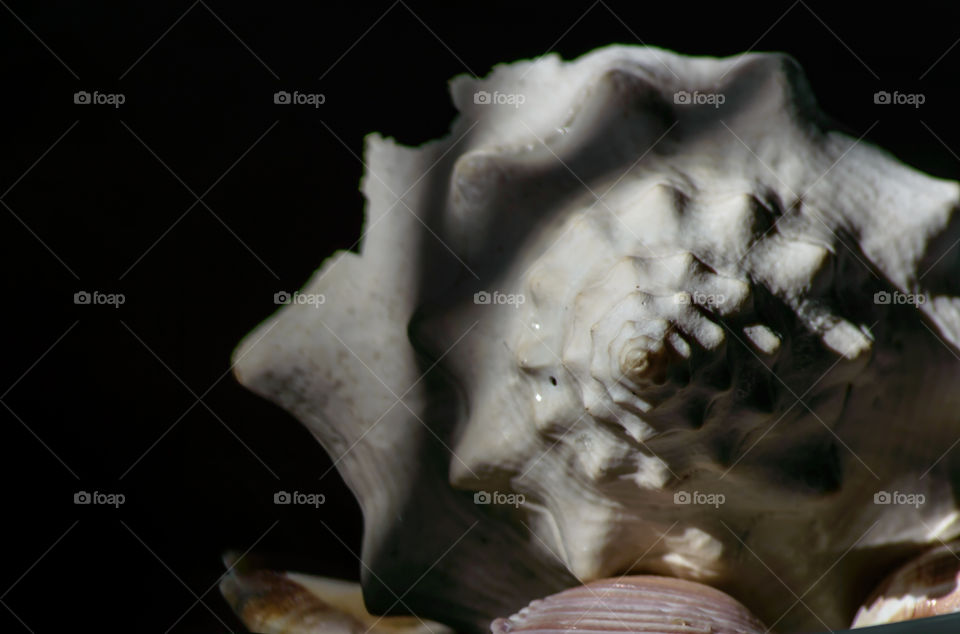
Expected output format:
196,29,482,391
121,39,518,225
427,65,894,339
1,1,958,632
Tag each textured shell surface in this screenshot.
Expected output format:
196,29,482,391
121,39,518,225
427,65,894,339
233,45,960,633
490,575,766,634
852,540,960,626
220,563,453,633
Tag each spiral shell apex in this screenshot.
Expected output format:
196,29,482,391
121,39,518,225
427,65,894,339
232,45,960,632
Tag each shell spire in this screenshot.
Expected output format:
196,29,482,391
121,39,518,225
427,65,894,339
232,46,960,632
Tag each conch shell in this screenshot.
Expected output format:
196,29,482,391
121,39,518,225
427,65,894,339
231,45,960,632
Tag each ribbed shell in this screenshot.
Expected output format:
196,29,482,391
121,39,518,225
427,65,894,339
491,576,766,633
853,540,960,626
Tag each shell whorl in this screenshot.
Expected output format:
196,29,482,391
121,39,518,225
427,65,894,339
232,45,960,633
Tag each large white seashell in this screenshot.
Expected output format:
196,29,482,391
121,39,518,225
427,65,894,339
232,45,960,632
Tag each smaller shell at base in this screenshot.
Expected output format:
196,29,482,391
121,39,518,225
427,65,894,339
852,540,960,627
490,575,767,633
219,554,452,634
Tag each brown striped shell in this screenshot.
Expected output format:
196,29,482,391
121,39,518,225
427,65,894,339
852,540,960,627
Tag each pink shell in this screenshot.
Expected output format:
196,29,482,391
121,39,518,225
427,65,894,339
491,575,766,633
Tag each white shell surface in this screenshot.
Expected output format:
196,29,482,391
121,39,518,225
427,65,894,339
233,46,960,632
